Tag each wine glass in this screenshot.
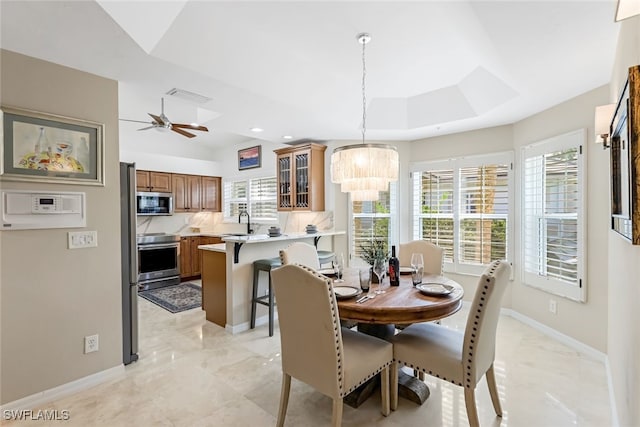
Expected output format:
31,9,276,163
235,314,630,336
373,258,386,294
333,253,345,283
410,253,424,286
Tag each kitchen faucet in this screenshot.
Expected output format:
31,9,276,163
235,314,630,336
238,210,253,234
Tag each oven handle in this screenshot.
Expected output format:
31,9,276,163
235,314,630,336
138,243,180,251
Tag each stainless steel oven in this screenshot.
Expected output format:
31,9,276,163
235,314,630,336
136,233,180,290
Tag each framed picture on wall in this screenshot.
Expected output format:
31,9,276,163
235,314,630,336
238,145,261,170
0,106,105,186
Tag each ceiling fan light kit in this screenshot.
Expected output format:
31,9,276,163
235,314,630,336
120,97,209,138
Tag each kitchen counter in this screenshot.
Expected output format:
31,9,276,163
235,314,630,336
198,229,346,334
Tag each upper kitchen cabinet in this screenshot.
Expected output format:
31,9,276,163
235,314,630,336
173,174,221,212
274,143,326,211
201,176,221,212
172,174,202,212
136,170,172,193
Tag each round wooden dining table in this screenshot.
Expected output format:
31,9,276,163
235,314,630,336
335,270,464,407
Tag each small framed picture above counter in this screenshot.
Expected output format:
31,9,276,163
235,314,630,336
238,145,261,170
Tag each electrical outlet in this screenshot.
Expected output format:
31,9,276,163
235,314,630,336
549,299,557,314
68,231,98,249
84,334,99,353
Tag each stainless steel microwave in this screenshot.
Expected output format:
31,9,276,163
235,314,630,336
136,192,173,216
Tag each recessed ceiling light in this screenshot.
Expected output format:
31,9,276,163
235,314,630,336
283,135,293,140
250,127,263,133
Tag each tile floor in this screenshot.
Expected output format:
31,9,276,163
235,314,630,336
6,292,611,426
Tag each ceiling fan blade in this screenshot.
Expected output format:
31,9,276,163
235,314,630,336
148,113,164,125
120,118,153,124
172,123,209,132
137,125,156,131
171,127,196,138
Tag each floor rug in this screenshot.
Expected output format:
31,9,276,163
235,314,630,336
138,282,201,313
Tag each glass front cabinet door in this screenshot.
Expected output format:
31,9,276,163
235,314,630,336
274,143,326,211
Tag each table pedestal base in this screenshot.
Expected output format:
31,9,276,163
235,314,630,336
342,323,430,408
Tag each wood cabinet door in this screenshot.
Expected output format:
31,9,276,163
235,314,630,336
136,170,150,191
150,172,172,192
187,175,201,211
276,153,293,211
190,237,201,276
201,176,221,212
172,174,188,212
180,237,191,278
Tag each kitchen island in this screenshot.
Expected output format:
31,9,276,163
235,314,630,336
199,231,345,333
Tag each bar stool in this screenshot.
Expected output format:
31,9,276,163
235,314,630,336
250,257,281,337
317,250,335,267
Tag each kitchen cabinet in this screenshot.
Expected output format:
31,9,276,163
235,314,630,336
274,143,326,211
181,236,222,280
172,174,202,212
136,170,172,192
201,176,221,212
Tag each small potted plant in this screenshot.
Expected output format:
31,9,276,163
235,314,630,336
359,238,389,283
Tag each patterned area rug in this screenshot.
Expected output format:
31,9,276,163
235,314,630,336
138,283,201,313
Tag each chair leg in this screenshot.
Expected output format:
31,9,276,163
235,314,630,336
464,387,480,427
390,361,398,411
331,398,343,427
486,364,502,416
268,272,274,337
276,373,291,427
380,366,390,416
250,268,259,329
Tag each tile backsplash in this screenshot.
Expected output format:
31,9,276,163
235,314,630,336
136,211,334,235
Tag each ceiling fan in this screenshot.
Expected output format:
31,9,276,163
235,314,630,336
120,98,209,138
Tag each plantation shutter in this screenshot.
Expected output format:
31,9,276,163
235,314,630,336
415,169,455,262
224,180,247,220
458,164,509,266
351,184,396,262
522,130,585,301
249,177,278,221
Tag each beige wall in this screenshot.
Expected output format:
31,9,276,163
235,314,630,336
0,50,122,404
607,15,640,427
512,86,610,352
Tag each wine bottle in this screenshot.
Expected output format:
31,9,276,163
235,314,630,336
389,245,400,286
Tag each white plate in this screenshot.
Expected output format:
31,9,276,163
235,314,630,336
400,266,413,274
333,286,362,299
416,283,455,296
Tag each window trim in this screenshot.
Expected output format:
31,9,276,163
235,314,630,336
521,129,586,302
411,151,514,276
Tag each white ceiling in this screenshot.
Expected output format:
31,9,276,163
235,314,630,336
0,1,621,149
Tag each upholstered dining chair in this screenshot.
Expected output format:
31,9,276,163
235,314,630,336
271,263,393,427
390,260,511,427
279,241,321,270
399,240,444,275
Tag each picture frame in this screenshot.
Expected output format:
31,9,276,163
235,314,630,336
610,65,639,244
238,145,261,170
1,106,104,186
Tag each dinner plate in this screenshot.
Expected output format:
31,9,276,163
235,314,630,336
416,283,455,296
399,266,413,275
333,286,362,299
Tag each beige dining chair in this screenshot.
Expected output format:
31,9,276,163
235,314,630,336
399,240,444,275
390,260,511,427
279,241,321,270
271,263,393,427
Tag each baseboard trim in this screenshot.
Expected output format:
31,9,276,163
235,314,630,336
500,307,606,362
1,365,125,411
226,313,278,335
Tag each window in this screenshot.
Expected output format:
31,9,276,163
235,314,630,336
522,129,585,301
411,152,513,275
350,184,397,264
224,177,278,222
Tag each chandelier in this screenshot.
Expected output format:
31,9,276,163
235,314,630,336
330,33,399,202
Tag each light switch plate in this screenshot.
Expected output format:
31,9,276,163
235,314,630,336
68,231,98,249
